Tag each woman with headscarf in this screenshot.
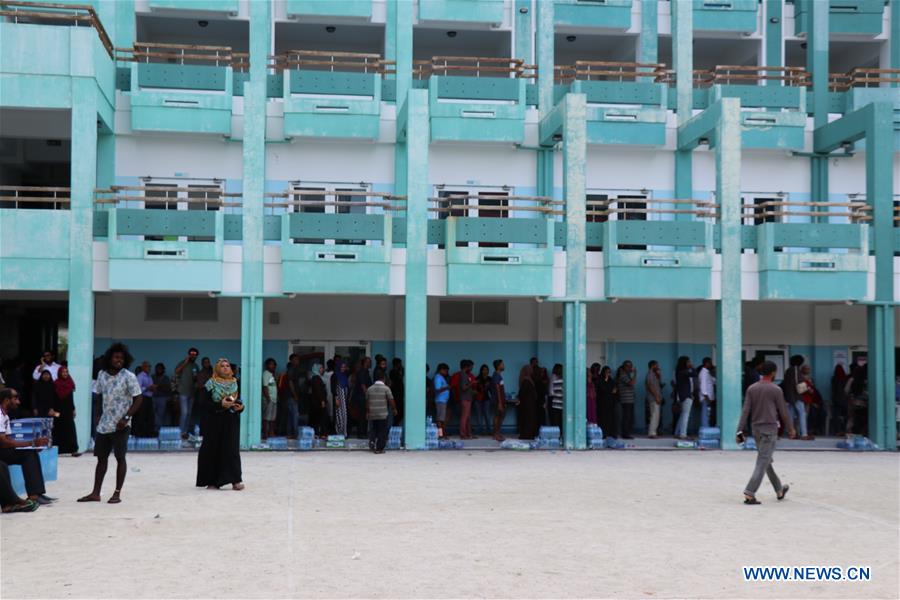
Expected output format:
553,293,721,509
52,366,80,456
332,360,349,437
586,368,597,426
517,365,539,440
196,358,244,491
596,366,616,439
33,369,56,420
309,363,329,437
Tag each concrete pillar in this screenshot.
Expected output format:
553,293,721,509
715,98,743,449
69,79,98,452
402,90,430,450
238,0,270,447
536,0,554,119
514,0,533,65
764,0,783,81
673,0,693,209
638,0,658,65
866,102,896,450
562,93,586,449
808,0,829,219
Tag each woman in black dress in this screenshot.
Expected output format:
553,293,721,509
52,366,80,455
32,369,56,420
196,359,244,491
596,366,617,439
517,365,539,440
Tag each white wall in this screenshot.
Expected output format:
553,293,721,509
116,135,244,180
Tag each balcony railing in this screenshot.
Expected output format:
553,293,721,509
0,185,70,209
829,68,900,91
118,42,236,67
587,198,714,221
274,50,387,74
414,56,533,80
737,199,870,224
555,61,667,85
0,0,113,57
95,185,240,210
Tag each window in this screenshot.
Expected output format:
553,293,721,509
145,296,218,321
290,183,371,245
438,300,508,325
187,184,218,242
617,194,647,250
336,188,367,245
144,183,177,241
749,197,779,225
477,191,508,248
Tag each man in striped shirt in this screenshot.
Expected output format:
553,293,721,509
366,375,397,454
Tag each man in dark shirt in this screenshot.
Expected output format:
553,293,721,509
737,361,795,504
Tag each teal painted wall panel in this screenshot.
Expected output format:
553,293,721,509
436,77,521,102
794,0,885,35
0,23,72,76
130,97,232,134
291,71,378,97
418,0,504,24
447,264,554,296
138,63,228,91
0,209,70,260
0,259,70,291
282,261,391,294
554,0,632,29
148,0,239,12
108,259,224,291
693,0,758,32
286,0,372,18
573,81,664,107
283,69,381,139
758,271,868,301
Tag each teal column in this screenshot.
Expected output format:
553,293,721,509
239,0,270,448
638,0,658,65
402,90,430,450
562,93,586,450
112,0,135,49
673,0,693,209
715,98,743,450
893,1,900,85
537,149,553,196
515,0,533,65
69,79,98,452
808,0,829,219
764,0,783,76
393,0,413,110
867,102,896,450
384,0,396,79
536,0,554,118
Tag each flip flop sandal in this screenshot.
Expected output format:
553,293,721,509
77,495,101,502
6,500,39,513
777,485,790,501
743,495,761,505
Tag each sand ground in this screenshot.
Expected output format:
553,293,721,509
1,449,898,599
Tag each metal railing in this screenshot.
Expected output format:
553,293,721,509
829,68,900,91
657,66,810,88
118,42,235,67
0,185,70,209
554,61,667,84
428,194,562,217
274,50,387,74
739,199,870,224
417,56,530,79
263,189,406,214
586,198,715,220
95,186,241,209
0,1,113,57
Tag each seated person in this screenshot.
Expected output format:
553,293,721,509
0,389,54,506
0,461,38,513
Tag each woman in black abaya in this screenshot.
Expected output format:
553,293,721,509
196,358,244,491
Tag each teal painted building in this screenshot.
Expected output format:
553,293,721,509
0,0,898,451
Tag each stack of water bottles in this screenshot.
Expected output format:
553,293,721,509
425,417,439,450
836,435,880,451
326,434,345,448
587,423,604,449
535,426,561,450
267,436,289,450
158,427,182,451
696,426,721,449
10,418,53,446
387,426,403,450
298,427,315,451
500,439,532,451
438,439,463,450
134,437,159,451
606,437,626,449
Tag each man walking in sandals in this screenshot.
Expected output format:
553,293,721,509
736,361,795,505
78,343,142,505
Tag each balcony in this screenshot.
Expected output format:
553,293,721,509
830,69,900,148
794,0,885,36
147,0,240,13
0,187,71,290
750,198,870,301
431,193,557,297
693,66,809,150
285,0,372,19
96,186,232,292
276,190,402,295
692,0,759,33
279,50,383,140
123,42,235,135
557,62,668,146
423,57,529,143
588,198,715,300
417,0,504,25
0,1,115,111
554,0,632,30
